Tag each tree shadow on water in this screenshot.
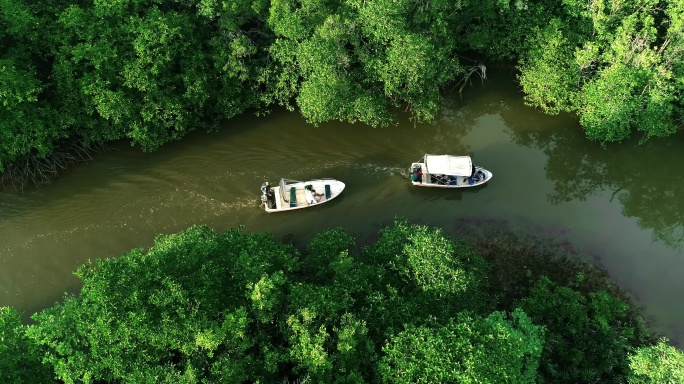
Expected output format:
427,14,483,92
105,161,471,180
501,105,684,250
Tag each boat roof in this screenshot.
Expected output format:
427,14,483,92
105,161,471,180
425,155,472,176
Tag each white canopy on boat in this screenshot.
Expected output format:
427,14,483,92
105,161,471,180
424,155,473,176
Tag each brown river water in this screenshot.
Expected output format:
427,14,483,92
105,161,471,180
1,72,683,346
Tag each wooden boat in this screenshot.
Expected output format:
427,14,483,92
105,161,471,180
409,154,492,188
260,178,345,212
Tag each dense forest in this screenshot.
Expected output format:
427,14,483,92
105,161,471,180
1,0,683,184
2,220,683,383
3,2,684,380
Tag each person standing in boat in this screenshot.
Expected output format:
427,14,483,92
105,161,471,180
264,182,277,208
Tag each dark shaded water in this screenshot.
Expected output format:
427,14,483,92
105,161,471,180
1,72,682,345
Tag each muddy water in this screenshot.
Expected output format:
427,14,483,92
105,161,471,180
1,72,682,345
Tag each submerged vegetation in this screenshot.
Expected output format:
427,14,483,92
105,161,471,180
2,0,683,183
2,220,683,383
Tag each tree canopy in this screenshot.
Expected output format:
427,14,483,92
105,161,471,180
0,220,681,382
518,0,684,142
3,0,683,175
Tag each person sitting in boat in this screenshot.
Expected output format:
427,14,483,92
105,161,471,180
431,173,447,184
309,185,324,202
305,185,322,204
304,185,315,204
471,170,485,184
410,169,422,183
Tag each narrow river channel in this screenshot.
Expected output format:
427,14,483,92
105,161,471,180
1,71,682,346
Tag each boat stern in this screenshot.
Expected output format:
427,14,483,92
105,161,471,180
409,163,425,184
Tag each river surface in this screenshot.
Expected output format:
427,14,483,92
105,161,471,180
1,72,683,346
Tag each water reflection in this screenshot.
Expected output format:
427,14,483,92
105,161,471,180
405,181,491,202
503,109,684,249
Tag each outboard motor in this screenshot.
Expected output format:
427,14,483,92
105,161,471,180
261,182,269,204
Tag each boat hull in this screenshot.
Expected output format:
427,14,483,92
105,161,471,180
411,167,494,189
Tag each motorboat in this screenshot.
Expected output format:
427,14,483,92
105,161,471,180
409,154,492,188
260,178,345,212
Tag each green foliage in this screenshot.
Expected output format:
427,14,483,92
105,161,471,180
379,309,544,384
0,307,56,383
18,221,671,383
519,276,651,383
461,0,563,61
284,307,374,383
28,225,298,383
363,219,487,298
576,5,680,142
351,0,465,123
0,58,64,172
0,0,39,43
628,338,684,383
288,229,377,383
2,0,271,172
359,219,489,345
0,59,41,109
266,0,469,126
518,19,580,115
579,63,644,141
303,227,356,282
0,0,66,172
519,0,684,142
5,0,684,172
52,3,209,149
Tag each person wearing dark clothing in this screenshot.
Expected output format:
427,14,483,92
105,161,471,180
410,168,422,183
265,183,276,208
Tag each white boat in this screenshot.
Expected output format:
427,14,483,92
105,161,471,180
409,154,492,188
260,178,345,212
